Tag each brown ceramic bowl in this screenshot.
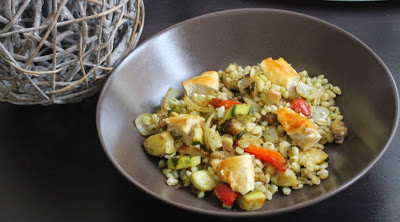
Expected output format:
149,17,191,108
96,9,399,217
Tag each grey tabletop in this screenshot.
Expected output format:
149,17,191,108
0,0,399,221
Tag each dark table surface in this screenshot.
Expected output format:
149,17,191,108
1,0,400,221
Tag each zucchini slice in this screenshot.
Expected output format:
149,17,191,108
237,190,267,211
191,170,219,191
220,104,254,124
167,155,201,169
192,125,204,146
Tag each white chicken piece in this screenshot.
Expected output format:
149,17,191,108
164,114,205,145
216,155,255,194
260,57,300,97
182,71,220,97
265,88,281,105
277,107,321,150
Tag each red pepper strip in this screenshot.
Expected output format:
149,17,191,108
214,182,239,207
243,145,287,172
209,98,241,109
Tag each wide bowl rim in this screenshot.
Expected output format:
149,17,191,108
96,8,399,217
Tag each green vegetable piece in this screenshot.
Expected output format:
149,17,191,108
167,155,201,169
235,130,246,140
192,125,204,146
237,190,267,211
232,104,253,116
220,104,253,124
191,170,219,191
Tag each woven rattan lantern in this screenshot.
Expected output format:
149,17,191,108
0,0,144,105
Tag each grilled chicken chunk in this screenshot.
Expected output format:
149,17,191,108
277,107,321,150
265,88,281,105
182,71,220,96
260,57,300,97
216,155,255,194
164,114,205,145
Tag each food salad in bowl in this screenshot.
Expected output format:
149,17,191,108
134,57,348,211
96,8,398,216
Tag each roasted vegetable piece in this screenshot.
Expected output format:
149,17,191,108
260,113,279,126
209,150,235,160
192,124,204,146
220,118,245,137
158,115,168,129
167,155,201,169
143,131,176,157
331,118,348,144
262,126,279,144
135,113,159,136
312,106,330,123
238,75,258,98
161,87,180,115
296,81,324,99
203,113,223,151
270,169,298,187
237,190,267,211
177,146,210,157
191,170,219,191
214,183,239,207
219,104,254,124
290,98,311,117
235,130,246,140
244,81,257,97
242,144,286,172
209,98,241,109
299,148,329,165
